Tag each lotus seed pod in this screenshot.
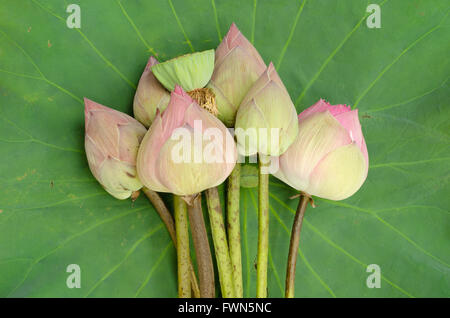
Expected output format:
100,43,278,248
137,86,236,196
151,50,215,92
235,62,298,156
84,98,147,199
133,56,170,127
207,23,266,126
273,99,369,201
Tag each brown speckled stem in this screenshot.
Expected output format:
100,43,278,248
285,194,309,298
187,194,215,298
206,187,235,298
174,195,191,298
142,188,200,298
227,164,243,297
256,155,269,298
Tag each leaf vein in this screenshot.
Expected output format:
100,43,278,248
0,30,83,104
366,77,449,113
167,0,195,52
6,206,147,297
265,194,337,297
315,199,450,268
269,193,415,297
85,224,165,297
370,157,450,169
211,0,222,42
276,0,307,69
116,0,159,56
30,0,136,89
134,241,173,297
353,11,449,109
294,0,389,107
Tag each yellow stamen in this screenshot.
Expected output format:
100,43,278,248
188,88,219,117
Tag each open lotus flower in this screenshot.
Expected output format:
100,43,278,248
133,56,170,127
274,99,369,200
207,23,266,126
84,98,147,199
137,86,237,196
235,62,298,156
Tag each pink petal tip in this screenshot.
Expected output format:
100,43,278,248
145,56,159,71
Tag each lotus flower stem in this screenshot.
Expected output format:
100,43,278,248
143,188,176,240
142,188,200,298
285,194,309,298
187,194,215,298
226,164,243,297
256,155,269,298
174,195,191,298
205,187,235,298
187,86,239,298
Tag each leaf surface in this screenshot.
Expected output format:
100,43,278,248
0,0,448,297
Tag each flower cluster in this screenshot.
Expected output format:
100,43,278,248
83,23,369,298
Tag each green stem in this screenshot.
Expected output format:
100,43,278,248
142,188,200,298
187,194,215,298
205,187,235,298
257,155,269,297
143,188,176,242
285,194,309,298
174,195,191,298
227,164,243,297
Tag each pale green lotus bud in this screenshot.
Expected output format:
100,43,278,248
273,99,369,200
235,62,298,156
151,50,215,92
207,23,266,127
84,98,147,199
133,56,170,127
137,86,237,196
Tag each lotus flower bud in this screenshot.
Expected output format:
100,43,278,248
137,86,236,196
207,23,266,126
133,56,170,127
151,50,215,92
84,98,147,199
274,99,369,201
235,62,298,156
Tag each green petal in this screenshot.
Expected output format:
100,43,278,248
152,50,215,91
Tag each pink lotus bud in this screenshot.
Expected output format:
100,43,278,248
207,23,266,126
84,98,147,199
235,62,298,156
137,86,237,196
274,99,369,201
133,56,170,127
